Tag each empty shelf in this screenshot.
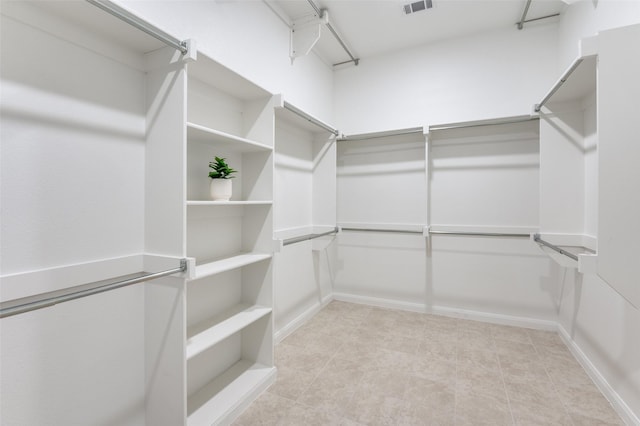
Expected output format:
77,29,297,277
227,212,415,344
187,122,272,152
186,304,272,360
187,360,276,426
192,253,272,280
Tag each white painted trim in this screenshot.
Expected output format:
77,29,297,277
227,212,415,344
332,292,427,313
274,295,333,344
557,325,639,426
332,292,557,330
432,305,558,330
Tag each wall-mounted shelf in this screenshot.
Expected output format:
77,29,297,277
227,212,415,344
192,253,272,280
535,52,597,111
533,234,597,273
186,304,272,359
187,123,273,153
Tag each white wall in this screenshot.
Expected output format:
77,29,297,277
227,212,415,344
1,2,147,424
334,23,559,134
119,0,334,124
558,0,640,70
331,23,561,324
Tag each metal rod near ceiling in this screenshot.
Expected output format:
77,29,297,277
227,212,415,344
305,0,360,66
517,0,560,30
517,0,533,30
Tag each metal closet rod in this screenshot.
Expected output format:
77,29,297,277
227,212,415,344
283,101,339,136
533,234,579,261
86,0,188,54
305,0,359,66
517,0,560,31
338,127,424,142
429,230,531,238
535,58,584,112
0,259,188,319
341,227,424,235
283,227,339,246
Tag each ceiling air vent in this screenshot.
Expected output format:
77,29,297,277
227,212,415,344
404,0,432,14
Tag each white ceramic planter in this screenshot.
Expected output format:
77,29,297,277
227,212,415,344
210,179,232,201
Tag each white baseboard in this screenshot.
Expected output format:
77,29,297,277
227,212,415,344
557,325,639,426
332,292,427,313
332,292,557,330
432,305,557,331
274,295,334,344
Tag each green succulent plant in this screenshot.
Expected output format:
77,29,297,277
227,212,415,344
208,156,237,179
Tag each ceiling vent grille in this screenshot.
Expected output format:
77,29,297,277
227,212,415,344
404,0,433,14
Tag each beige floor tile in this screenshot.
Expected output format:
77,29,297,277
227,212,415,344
457,346,501,373
456,367,509,403
233,392,295,426
268,365,317,400
558,385,623,424
457,329,496,351
239,301,625,426
455,392,513,425
416,338,457,362
366,348,417,374
412,356,457,388
403,375,456,410
357,368,410,398
343,390,410,425
504,378,564,407
276,402,347,426
509,398,572,426
490,324,534,344
499,354,550,384
297,373,358,414
494,338,538,358
396,400,455,426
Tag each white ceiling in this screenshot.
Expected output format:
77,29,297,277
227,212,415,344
273,0,568,66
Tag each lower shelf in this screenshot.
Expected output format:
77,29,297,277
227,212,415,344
187,361,276,426
186,304,272,360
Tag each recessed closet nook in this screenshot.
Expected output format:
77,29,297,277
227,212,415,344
1,1,639,425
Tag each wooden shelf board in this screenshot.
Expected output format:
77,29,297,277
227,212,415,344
187,122,272,152
187,360,275,426
191,253,272,280
186,304,272,360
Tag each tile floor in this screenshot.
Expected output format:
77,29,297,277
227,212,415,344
234,301,624,425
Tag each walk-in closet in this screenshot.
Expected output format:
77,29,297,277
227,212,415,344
1,0,639,425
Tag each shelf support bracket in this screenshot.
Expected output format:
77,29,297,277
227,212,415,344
290,10,329,63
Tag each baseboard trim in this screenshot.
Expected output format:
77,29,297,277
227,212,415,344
332,292,426,313
332,292,557,330
557,324,639,426
274,295,334,344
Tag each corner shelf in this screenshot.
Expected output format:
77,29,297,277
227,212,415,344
191,253,272,280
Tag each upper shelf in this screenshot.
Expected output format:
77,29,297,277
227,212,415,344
274,98,339,136
188,53,271,101
535,54,597,111
187,123,272,153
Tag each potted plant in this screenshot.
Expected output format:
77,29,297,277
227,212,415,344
208,156,236,201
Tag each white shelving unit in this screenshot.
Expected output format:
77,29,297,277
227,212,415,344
536,37,598,270
184,53,276,425
273,97,338,239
